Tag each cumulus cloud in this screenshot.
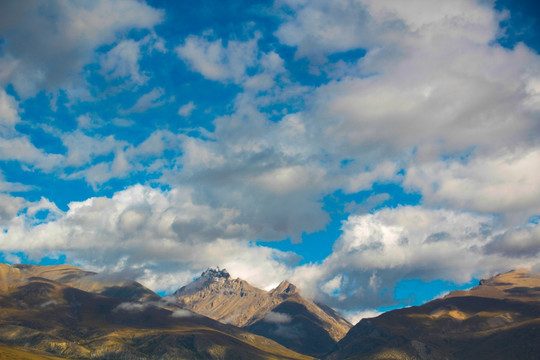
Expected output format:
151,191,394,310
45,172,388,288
0,0,539,315
176,34,260,83
100,39,148,85
405,149,540,216
275,0,498,61
168,102,332,242
0,0,163,97
272,0,540,225
485,224,540,258
0,193,26,224
0,137,63,172
292,206,540,309
176,34,285,90
0,185,297,292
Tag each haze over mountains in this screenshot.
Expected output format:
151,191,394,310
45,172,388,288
1,263,540,359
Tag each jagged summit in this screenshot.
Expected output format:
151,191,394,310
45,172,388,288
201,267,231,280
172,267,236,297
271,280,297,296
168,270,352,357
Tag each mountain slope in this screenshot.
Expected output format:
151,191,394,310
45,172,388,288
168,268,352,357
0,263,159,302
326,269,540,360
0,263,313,360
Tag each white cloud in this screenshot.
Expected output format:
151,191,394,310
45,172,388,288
114,302,150,312
343,309,382,325
271,0,540,223
124,88,167,113
405,148,540,216
100,39,147,85
0,137,63,171
0,0,163,97
62,131,126,167
0,193,26,224
176,34,285,90
156,96,335,242
178,101,196,117
275,0,498,61
292,206,540,309
0,185,298,292
264,311,292,324
0,90,19,136
176,35,260,83
171,309,194,318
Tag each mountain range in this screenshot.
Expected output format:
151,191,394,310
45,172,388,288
326,269,540,360
167,268,352,357
1,263,540,359
0,263,312,360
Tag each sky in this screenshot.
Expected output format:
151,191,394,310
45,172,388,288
0,0,539,323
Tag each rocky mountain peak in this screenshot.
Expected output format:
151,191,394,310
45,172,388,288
271,280,298,297
200,267,231,281
172,267,234,297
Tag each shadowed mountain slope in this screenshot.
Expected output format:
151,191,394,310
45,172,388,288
168,268,352,357
326,269,540,360
0,263,313,360
0,263,159,302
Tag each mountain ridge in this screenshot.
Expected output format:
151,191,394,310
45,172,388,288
168,267,352,357
0,263,314,360
325,269,540,360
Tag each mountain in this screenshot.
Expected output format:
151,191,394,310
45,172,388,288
1,263,160,302
0,263,314,360
168,268,352,357
326,269,540,360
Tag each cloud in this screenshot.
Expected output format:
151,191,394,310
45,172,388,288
0,0,163,97
275,0,498,62
343,309,382,325
171,309,194,318
142,94,337,243
176,34,260,82
264,311,292,324
485,224,540,258
100,39,148,85
0,193,26,224
405,148,540,216
178,101,196,117
114,302,150,313
0,137,63,172
0,185,298,292
292,206,540,309
0,89,19,136
176,34,285,90
123,88,167,113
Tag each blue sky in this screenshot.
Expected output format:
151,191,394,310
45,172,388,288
0,0,539,322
